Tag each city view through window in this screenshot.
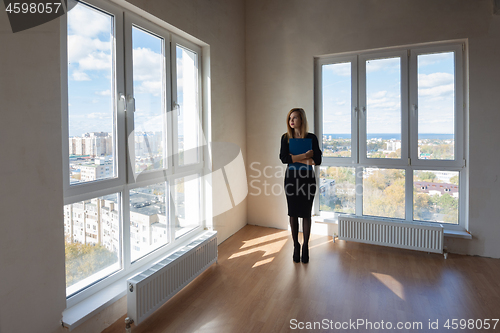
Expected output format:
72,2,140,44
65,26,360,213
320,51,459,224
65,0,199,295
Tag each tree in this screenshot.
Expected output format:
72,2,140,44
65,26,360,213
65,238,118,287
363,169,405,218
449,175,459,185
416,171,437,182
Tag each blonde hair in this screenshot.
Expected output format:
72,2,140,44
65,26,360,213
286,108,308,142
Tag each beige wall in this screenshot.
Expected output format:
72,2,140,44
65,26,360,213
0,14,67,333
0,0,246,331
2,0,500,332
245,0,500,258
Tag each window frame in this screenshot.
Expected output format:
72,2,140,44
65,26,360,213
358,49,409,167
171,35,205,174
409,43,464,168
314,41,467,232
124,12,173,184
62,0,127,200
62,0,207,306
315,55,358,166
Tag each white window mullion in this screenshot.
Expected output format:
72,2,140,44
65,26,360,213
355,166,363,216
122,189,131,270
405,165,413,222
358,56,367,164
170,35,180,172
123,12,136,185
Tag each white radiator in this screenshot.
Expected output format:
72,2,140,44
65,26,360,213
338,217,443,254
127,231,217,325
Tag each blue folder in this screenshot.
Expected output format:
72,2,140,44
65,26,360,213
289,138,313,170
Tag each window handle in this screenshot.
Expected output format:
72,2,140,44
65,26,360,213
173,102,180,116
120,93,127,112
353,107,359,117
127,95,135,112
412,104,418,117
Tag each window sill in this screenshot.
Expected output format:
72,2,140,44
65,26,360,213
312,215,338,225
313,215,472,239
443,229,472,239
62,278,126,331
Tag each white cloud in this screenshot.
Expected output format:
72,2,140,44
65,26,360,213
418,52,453,67
419,84,454,97
87,112,109,119
95,90,111,96
324,62,351,77
79,51,112,71
371,91,387,99
133,47,163,82
366,57,400,73
68,35,110,64
72,70,90,81
68,4,111,38
418,73,453,89
135,81,162,96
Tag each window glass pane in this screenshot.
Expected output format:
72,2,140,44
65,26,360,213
64,193,121,296
363,168,405,219
322,63,352,157
174,175,201,238
132,27,165,173
414,170,459,224
366,57,401,159
417,52,455,160
319,166,356,214
67,2,116,184
176,45,199,165
130,182,168,262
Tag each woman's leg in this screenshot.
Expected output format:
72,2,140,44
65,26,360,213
289,216,300,262
302,217,311,263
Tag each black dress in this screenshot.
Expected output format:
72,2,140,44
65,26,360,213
279,132,322,217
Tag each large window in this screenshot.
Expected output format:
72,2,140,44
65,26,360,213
63,0,205,300
316,42,465,230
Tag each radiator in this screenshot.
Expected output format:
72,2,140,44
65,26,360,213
127,230,217,325
338,216,443,254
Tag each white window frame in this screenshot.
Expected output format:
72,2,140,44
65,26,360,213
359,49,409,167
171,35,205,174
315,55,358,166
314,40,467,232
62,0,207,307
62,0,126,200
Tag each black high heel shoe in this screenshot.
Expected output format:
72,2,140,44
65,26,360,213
293,244,301,263
301,246,309,263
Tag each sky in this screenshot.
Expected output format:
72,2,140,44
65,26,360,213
67,2,174,138
322,52,455,135
68,1,454,141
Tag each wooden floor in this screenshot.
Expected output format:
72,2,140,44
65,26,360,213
104,225,500,333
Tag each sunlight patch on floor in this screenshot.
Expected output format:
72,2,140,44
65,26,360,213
229,239,288,259
372,272,405,300
240,230,289,249
309,238,333,249
252,257,275,268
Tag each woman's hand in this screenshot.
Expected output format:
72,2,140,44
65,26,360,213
290,150,314,163
299,158,315,165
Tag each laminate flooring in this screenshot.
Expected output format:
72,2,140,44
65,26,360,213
104,225,500,333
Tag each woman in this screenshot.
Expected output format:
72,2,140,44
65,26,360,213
279,108,322,263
